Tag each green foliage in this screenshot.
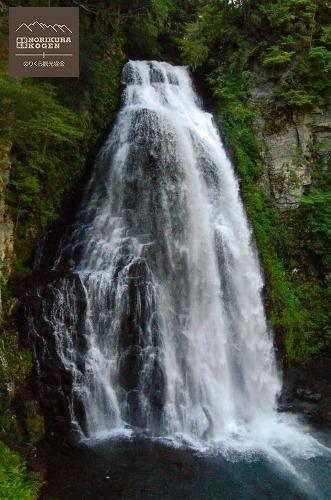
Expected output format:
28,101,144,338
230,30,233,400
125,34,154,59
180,26,208,70
262,47,295,66
0,71,87,277
274,85,317,106
181,0,331,109
0,441,42,499
321,25,331,44
25,402,44,446
0,324,33,437
78,0,176,61
127,0,174,57
298,151,331,270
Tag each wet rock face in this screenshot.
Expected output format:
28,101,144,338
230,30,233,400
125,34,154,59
0,141,14,313
28,298,73,435
116,257,165,428
296,388,322,402
250,70,331,210
121,61,179,86
279,362,331,426
27,226,78,436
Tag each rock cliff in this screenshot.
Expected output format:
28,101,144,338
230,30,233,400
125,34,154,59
0,141,14,314
250,71,331,209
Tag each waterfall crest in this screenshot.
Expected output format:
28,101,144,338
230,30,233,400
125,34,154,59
33,60,283,442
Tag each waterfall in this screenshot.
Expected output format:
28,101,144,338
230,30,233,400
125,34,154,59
31,61,304,447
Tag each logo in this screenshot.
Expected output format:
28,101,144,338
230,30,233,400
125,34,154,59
9,7,79,78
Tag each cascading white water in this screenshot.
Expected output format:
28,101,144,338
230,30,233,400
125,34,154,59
40,60,279,440
34,62,328,463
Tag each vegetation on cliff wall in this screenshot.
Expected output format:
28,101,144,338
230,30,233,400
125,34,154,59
0,441,42,500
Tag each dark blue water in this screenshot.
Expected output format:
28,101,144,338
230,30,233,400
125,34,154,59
43,432,331,499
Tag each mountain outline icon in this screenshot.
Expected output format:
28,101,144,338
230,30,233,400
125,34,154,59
16,20,72,33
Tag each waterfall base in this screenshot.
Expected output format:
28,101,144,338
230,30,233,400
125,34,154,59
41,433,331,500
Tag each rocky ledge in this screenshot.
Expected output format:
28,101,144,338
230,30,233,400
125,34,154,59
279,360,331,426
